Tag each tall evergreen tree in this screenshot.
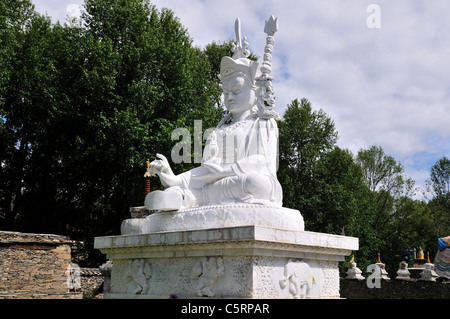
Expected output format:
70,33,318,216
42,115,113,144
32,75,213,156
277,98,338,229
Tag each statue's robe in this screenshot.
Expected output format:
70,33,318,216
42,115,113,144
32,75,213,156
176,116,282,208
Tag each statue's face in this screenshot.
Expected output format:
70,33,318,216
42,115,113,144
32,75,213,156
222,76,255,115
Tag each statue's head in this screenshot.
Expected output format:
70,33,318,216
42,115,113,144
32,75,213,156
217,16,280,123
220,57,259,114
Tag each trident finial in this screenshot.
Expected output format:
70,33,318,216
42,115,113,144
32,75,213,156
264,15,279,37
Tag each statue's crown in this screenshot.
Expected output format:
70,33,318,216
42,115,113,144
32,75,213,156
220,57,259,84
220,18,259,84
219,16,280,120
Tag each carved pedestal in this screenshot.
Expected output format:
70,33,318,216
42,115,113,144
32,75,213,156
94,224,358,299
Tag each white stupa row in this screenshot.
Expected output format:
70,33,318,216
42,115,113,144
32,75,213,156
345,253,439,282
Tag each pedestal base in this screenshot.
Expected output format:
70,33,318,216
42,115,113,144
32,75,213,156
120,204,304,235
94,225,358,299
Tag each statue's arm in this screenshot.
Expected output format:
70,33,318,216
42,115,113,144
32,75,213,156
191,162,236,185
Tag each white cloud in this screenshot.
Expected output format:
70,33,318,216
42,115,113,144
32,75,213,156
33,0,84,23
66,4,82,19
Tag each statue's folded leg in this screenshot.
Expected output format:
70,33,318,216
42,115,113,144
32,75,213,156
144,184,199,211
144,187,183,211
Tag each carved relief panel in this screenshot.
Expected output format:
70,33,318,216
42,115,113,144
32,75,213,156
191,257,225,297
126,259,153,294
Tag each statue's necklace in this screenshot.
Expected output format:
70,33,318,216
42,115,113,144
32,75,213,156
218,120,248,137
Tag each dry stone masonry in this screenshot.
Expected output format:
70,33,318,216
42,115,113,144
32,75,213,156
0,231,81,299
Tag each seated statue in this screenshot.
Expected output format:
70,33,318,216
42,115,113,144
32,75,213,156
121,17,304,235
145,26,281,211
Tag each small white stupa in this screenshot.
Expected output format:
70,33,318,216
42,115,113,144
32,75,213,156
345,255,365,280
395,261,411,281
420,252,439,282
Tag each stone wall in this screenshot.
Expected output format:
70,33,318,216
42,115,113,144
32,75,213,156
80,268,104,298
340,278,450,299
0,231,82,299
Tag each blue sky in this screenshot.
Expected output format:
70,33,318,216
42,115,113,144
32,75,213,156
32,0,450,200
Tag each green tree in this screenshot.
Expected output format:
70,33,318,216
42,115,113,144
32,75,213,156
428,157,450,206
426,157,450,238
277,99,379,273
356,145,416,227
355,146,419,271
0,0,58,230
388,198,435,257
0,0,226,260
277,98,338,229
314,147,371,235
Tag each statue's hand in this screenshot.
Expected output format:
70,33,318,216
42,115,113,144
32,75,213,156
149,154,181,188
156,172,182,188
149,153,173,175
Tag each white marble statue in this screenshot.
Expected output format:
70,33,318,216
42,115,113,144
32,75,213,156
145,17,282,211
96,16,358,300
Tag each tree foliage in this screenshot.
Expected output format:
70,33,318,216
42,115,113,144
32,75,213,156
428,157,450,206
426,157,450,238
0,0,225,264
356,146,416,233
278,98,338,223
278,98,377,270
